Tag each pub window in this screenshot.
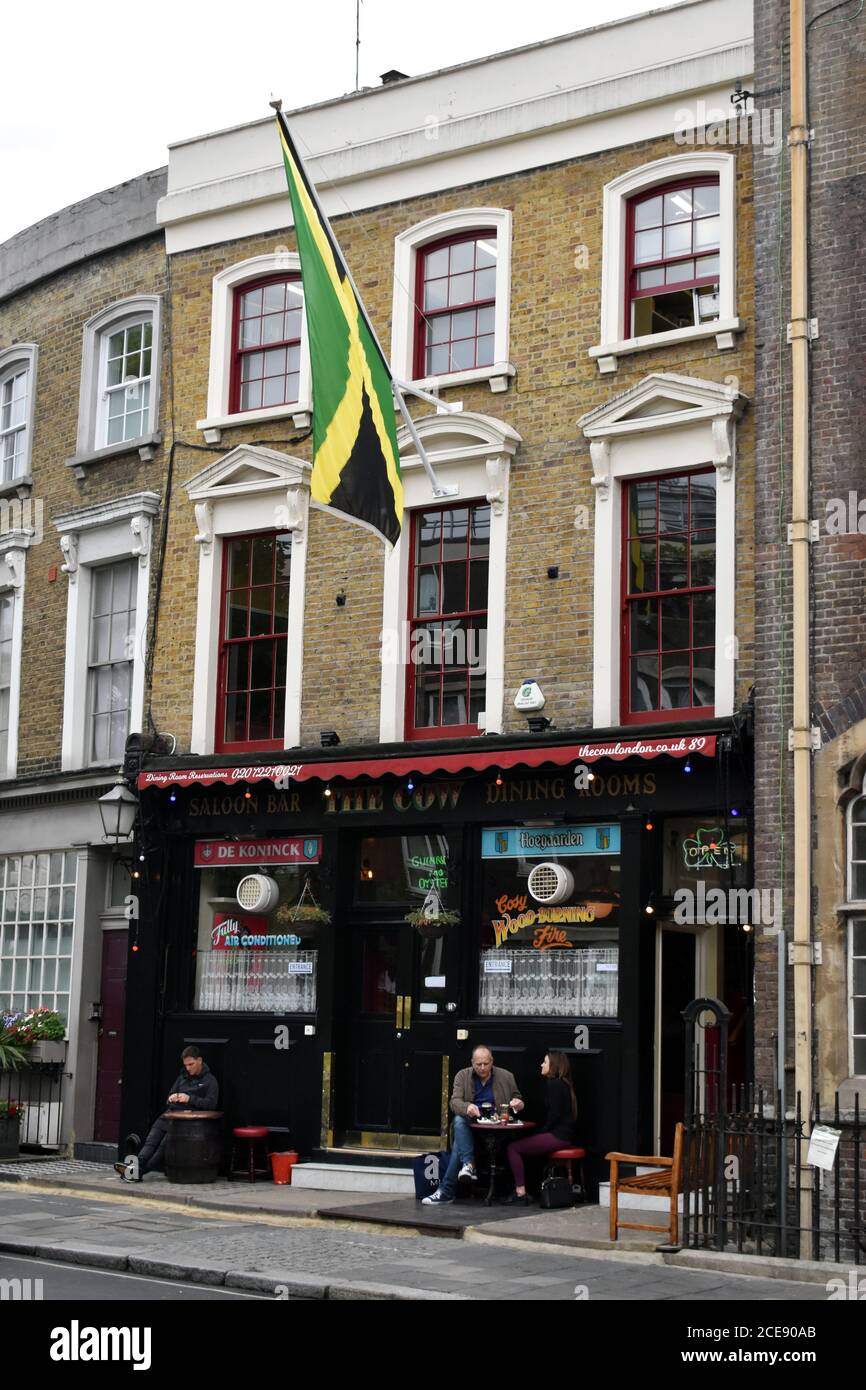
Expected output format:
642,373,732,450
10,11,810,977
662,816,749,897
355,831,461,909
355,832,462,1020
622,470,716,723
406,501,489,739
194,858,324,1013
216,531,291,752
478,826,621,1018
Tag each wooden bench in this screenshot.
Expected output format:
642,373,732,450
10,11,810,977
605,1122,684,1246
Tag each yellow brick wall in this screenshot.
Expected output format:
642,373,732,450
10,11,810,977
149,132,754,750
0,239,170,775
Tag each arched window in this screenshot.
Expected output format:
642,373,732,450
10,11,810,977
392,209,514,394
625,178,720,339
0,345,37,483
198,253,311,442
71,298,161,466
590,152,741,374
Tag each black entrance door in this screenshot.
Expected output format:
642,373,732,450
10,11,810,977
335,831,461,1146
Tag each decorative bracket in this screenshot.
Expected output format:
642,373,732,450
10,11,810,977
282,481,310,544
130,513,153,569
589,440,611,501
712,416,735,482
194,502,214,555
4,549,25,589
59,533,79,581
485,457,507,516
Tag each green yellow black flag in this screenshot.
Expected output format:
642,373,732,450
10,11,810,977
275,109,403,545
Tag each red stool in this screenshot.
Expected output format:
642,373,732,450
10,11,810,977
230,1126,270,1182
544,1147,588,1203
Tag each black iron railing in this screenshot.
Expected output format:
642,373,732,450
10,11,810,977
681,1088,863,1263
0,1063,65,1150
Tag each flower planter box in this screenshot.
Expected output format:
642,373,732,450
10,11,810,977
0,1116,21,1160
28,1041,66,1065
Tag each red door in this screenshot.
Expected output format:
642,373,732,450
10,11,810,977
93,929,128,1142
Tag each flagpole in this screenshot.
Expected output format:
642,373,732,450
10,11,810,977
271,99,452,500
392,383,457,499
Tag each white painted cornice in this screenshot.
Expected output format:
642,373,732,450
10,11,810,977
53,491,161,535
158,0,752,253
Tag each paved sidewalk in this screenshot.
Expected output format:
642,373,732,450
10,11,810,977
0,1183,837,1301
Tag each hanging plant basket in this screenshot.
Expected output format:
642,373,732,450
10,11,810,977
274,877,331,928
404,908,460,940
275,902,331,927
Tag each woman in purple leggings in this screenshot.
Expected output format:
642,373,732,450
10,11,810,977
503,1050,576,1205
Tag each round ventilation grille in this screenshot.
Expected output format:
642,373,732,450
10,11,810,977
527,862,574,905
236,874,280,914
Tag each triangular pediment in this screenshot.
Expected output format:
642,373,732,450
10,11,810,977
580,372,747,439
183,444,310,501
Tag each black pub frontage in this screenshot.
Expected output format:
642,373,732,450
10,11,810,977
121,721,752,1188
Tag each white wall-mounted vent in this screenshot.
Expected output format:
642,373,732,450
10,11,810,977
527,862,574,904
236,874,280,913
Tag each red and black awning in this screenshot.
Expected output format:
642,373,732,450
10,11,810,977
137,733,717,791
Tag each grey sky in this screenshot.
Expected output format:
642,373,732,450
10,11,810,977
3,0,662,244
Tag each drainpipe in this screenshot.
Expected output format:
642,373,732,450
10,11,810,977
788,0,814,1258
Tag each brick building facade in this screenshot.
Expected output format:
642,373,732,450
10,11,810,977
753,0,866,1127
121,0,758,1171
0,170,170,1152
1,0,769,1175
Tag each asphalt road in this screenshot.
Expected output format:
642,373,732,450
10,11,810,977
0,1253,268,1301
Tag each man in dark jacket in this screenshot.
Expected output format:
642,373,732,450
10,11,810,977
115,1046,219,1181
422,1045,523,1205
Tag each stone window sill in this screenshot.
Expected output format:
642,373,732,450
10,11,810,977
0,474,32,500
588,320,743,374
197,403,312,445
410,363,516,397
66,433,162,474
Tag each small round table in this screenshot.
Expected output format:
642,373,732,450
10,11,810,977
163,1110,223,1184
470,1121,537,1206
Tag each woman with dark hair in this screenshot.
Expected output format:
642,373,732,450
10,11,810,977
503,1050,577,1205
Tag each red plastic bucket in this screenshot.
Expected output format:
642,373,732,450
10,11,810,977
269,1150,299,1184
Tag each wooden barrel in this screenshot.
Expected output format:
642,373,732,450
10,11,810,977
164,1110,223,1184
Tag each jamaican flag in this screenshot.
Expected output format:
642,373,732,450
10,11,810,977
275,109,403,545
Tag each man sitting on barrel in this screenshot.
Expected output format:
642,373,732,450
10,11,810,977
115,1046,219,1182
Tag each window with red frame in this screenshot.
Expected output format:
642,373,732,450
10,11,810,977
230,275,303,414
414,233,496,379
626,180,720,338
217,532,291,751
621,472,716,723
407,503,489,739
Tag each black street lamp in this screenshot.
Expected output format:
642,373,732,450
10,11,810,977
98,779,139,841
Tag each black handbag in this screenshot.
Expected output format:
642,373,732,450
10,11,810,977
539,1174,573,1209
